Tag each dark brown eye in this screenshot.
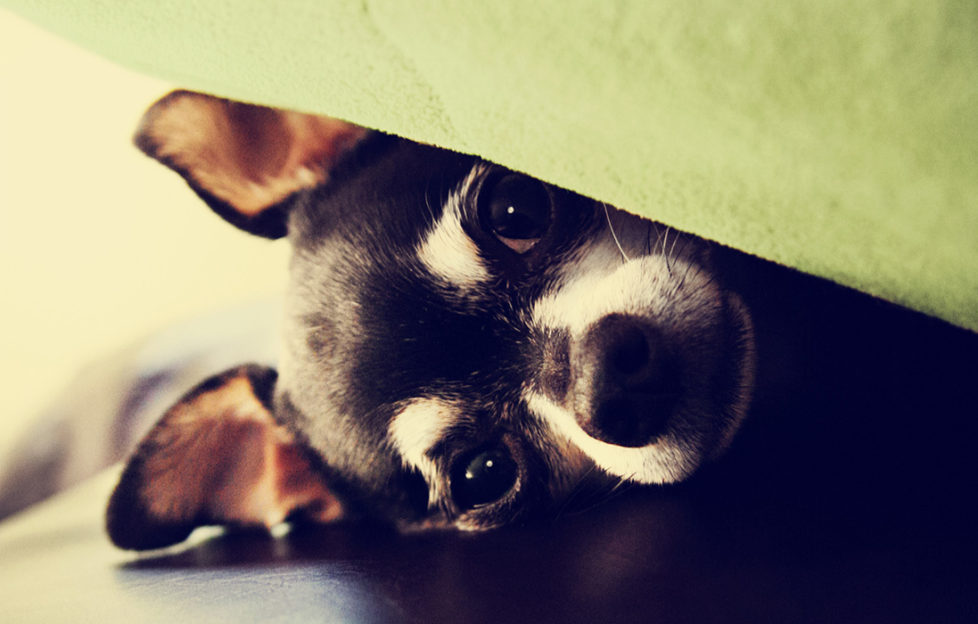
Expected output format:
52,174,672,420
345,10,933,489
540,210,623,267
450,446,518,510
479,173,551,253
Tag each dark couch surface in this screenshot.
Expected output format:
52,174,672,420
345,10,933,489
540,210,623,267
2,457,976,624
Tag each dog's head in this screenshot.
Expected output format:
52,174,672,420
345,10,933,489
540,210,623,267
107,91,755,549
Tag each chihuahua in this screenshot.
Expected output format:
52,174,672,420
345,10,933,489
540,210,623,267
106,91,755,550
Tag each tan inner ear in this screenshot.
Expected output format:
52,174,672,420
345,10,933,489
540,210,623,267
144,94,367,216
140,375,341,528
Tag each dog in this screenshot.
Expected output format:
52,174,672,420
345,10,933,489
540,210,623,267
106,90,756,550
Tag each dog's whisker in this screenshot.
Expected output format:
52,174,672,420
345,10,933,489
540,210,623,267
559,470,639,518
668,228,682,269
678,236,694,266
422,184,438,226
602,203,630,263
660,227,673,274
553,464,600,521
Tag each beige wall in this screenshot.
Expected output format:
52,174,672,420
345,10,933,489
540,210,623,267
0,11,290,454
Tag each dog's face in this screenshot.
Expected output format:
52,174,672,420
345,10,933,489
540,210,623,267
106,92,754,549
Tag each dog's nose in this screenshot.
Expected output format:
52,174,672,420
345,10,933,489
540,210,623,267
578,314,680,447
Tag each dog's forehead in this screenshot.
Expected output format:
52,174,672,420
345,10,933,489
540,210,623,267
288,136,478,254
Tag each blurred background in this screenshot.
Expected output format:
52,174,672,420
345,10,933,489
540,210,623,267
0,10,290,458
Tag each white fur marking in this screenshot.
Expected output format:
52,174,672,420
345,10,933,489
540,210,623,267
526,392,693,484
417,167,489,288
388,398,458,503
532,255,715,338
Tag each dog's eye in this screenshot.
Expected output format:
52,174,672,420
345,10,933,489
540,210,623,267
479,173,551,253
450,446,518,510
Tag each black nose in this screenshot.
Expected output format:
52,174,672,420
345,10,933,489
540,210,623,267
578,314,680,447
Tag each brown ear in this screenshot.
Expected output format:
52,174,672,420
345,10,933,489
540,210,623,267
106,365,342,551
135,90,369,238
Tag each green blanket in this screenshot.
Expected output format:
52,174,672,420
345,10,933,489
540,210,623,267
5,1,976,331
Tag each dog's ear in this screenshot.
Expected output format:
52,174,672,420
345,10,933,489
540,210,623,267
135,90,369,238
106,365,342,551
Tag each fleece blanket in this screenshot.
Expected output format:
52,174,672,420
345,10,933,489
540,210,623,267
5,1,977,331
